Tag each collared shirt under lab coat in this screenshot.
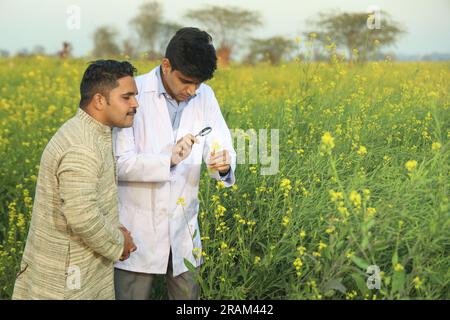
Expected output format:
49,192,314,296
155,66,232,182
113,66,236,276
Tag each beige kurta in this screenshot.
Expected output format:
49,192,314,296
13,108,125,300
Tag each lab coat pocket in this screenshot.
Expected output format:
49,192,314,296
118,205,155,257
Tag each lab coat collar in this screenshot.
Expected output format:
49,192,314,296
142,66,202,98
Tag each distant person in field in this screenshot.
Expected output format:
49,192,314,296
113,27,236,300
13,60,138,300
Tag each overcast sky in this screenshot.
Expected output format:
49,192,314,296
1,0,449,56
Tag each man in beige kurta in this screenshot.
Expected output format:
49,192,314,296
13,60,139,300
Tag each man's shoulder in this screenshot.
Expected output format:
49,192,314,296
134,72,149,85
195,83,217,108
198,82,214,96
39,116,84,164
48,115,81,145
47,116,97,156
134,67,158,90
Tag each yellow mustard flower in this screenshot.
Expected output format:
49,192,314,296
176,197,186,206
394,263,404,272
405,160,417,172
431,142,441,151
357,145,367,156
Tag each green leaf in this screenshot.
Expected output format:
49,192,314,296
324,289,335,297
392,251,398,265
323,278,347,294
183,258,196,273
351,273,369,295
351,256,369,270
361,236,369,250
391,270,405,294
366,219,375,230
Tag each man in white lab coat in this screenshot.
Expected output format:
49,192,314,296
113,27,236,299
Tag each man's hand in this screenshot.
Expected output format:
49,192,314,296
207,150,231,175
119,225,137,261
171,134,199,167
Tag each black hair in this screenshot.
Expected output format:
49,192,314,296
165,27,217,83
79,59,137,108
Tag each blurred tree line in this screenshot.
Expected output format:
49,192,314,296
2,1,405,65
303,9,404,64
92,2,404,65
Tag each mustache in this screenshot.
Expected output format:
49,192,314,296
127,109,137,115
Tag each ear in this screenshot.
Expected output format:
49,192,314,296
161,58,171,75
92,93,106,111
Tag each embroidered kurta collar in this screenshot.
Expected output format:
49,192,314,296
77,108,112,137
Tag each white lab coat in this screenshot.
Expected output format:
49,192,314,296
113,67,236,276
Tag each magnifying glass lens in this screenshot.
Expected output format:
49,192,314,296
197,127,212,137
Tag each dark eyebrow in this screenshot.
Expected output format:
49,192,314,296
121,91,138,96
179,76,198,85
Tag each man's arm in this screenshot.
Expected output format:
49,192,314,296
114,127,172,182
57,145,125,262
202,90,237,187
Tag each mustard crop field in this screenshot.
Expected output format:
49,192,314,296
0,57,448,299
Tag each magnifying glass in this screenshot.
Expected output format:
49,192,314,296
195,126,212,137
175,127,212,158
